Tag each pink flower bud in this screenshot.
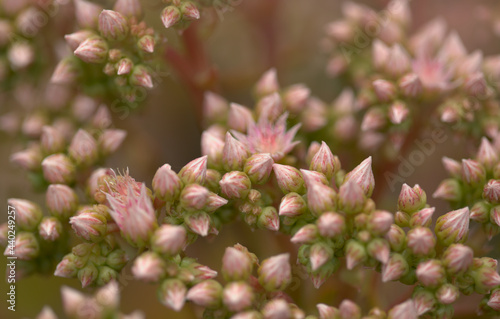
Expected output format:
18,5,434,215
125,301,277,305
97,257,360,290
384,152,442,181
283,84,310,113
138,35,155,53
345,239,367,269
54,255,78,278
339,180,366,213
60,286,87,317
291,224,318,244
132,252,165,282
42,154,76,184
223,281,254,312
98,129,127,155
317,212,345,238
307,182,337,217
152,164,182,202
257,206,279,231
4,232,39,260
220,171,251,199
398,73,422,97
435,207,470,246
192,263,218,281
228,103,253,132
179,156,207,185
184,211,211,237
10,146,43,171
46,184,79,218
490,206,500,227
367,238,390,264
382,253,409,282
388,299,417,319
117,58,133,75
8,198,42,231
398,184,427,213
203,92,228,124
412,288,435,316
416,260,444,287
244,153,274,185
484,180,500,204
223,132,250,171
279,192,307,217
462,159,486,185
477,137,498,170
487,288,500,310
92,105,112,129
373,79,396,102
98,10,128,41
317,303,340,319
306,142,321,166
70,208,107,242
41,126,66,154
180,1,200,20
106,249,129,270
38,217,62,241
180,184,210,210
222,246,253,281
151,224,186,255
432,179,461,201
74,36,108,64
372,39,390,70
310,242,333,271
159,279,186,311
301,169,329,188
309,141,341,180
255,68,279,97
442,156,462,177
68,129,98,166
201,131,225,168
407,227,435,256
258,253,291,291
51,57,78,84
344,156,374,197
385,224,406,252
205,193,228,213
161,6,182,29
186,279,222,307
130,65,153,88
409,207,435,228
470,201,490,223
442,244,473,274
75,0,102,28
113,0,142,19
385,44,411,77
473,266,500,294
367,210,393,236
436,283,459,304
388,102,409,125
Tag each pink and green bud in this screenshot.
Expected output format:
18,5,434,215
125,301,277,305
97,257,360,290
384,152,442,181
54,255,78,278
465,72,487,96
345,239,367,269
317,303,340,319
387,300,417,319
399,73,423,98
98,129,127,155
113,0,143,19
220,171,251,199
77,262,98,288
64,30,95,51
462,159,486,185
201,131,225,168
395,211,410,228
244,153,274,184
407,227,435,256
470,201,490,223
70,209,107,242
132,251,165,282
69,129,98,166
257,206,280,231
60,286,87,317
51,57,78,84
317,212,345,238
152,164,183,202
477,137,498,170
385,224,406,252
151,224,186,255
41,126,66,154
261,299,291,319
223,281,254,312
98,10,128,41
74,36,108,64
339,299,361,319
372,39,390,70
367,210,393,236
222,246,253,281
435,207,470,246
412,288,436,316
388,101,409,125
301,169,329,188
283,84,310,113
223,132,250,171
361,108,386,131
472,266,500,294
255,68,279,97
159,279,187,311
385,44,411,77
184,211,211,237
10,147,43,171
442,244,473,274
203,93,228,125
339,180,365,213
205,193,228,213
75,0,102,28
416,260,445,287
228,103,253,132
409,207,435,228
344,156,375,197
138,35,155,53
179,156,207,185
130,65,154,88
192,264,218,281
4,232,39,260
490,206,500,227
186,279,222,308
487,288,500,310
484,180,500,204
398,184,427,213
7,198,42,231
367,238,390,264
432,179,461,201
373,79,396,102
46,184,79,219
436,283,459,304
442,157,462,177
105,249,129,270
310,242,333,271
382,253,409,282
307,183,337,217
96,266,118,286
309,141,340,180
279,192,307,217
291,224,318,244
273,164,305,194
117,58,133,75
258,253,291,291
38,217,62,241
42,154,76,184
161,6,182,29
180,184,210,210
180,1,200,20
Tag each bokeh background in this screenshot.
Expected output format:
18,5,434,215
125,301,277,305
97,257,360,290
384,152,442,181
2,0,500,317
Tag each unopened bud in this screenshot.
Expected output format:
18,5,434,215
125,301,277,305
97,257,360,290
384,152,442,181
4,232,39,260
41,154,76,184
367,210,393,236
138,35,155,53
344,157,374,197
472,266,500,294
130,65,153,88
8,198,42,231
398,184,427,213
69,209,107,242
228,103,253,132
317,303,340,319
367,238,390,264
75,0,102,28
74,36,108,64
317,212,345,238
387,300,417,319
220,171,251,199
339,180,365,213
416,260,444,287
132,251,165,282
223,281,254,312
470,201,490,223
10,147,43,171
487,288,500,310
399,73,422,97
223,132,250,171
339,299,361,319
162,6,182,29
309,141,341,180
283,84,310,113
385,224,406,252
291,224,318,244
432,179,461,202
179,156,207,185
477,137,498,170
373,79,396,102
435,207,470,246
113,0,142,19
98,129,127,155
462,159,486,185
117,58,133,75
484,180,500,204
159,279,186,311
436,283,459,304
307,183,337,216
184,211,211,237
382,253,409,282
38,217,62,241
98,10,128,41
151,224,186,255
257,206,280,231
409,207,435,228
244,153,274,185
255,68,279,97
46,184,79,218
222,247,253,281
273,164,304,194
69,129,98,166
258,253,291,291
442,244,473,274
407,227,435,256
201,131,225,168
180,184,209,210
261,299,291,319
345,240,367,270
41,126,66,154
180,1,200,21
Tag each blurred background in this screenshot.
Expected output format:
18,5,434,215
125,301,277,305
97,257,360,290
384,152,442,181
2,0,500,317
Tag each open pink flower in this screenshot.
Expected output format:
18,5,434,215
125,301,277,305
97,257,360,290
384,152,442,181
231,113,300,161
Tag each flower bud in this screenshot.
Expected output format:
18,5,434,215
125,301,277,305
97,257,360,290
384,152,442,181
407,227,435,256
68,129,98,166
64,30,95,51
301,169,329,187
98,10,128,41
4,232,39,260
442,244,473,274
117,58,133,75
161,5,181,28
309,141,340,180
469,201,490,223
317,212,345,238
387,300,417,319
361,108,386,131
339,180,365,213
291,224,318,244
258,253,291,291
344,156,374,197
130,65,153,88
283,84,310,113
38,217,62,241
98,129,127,155
132,252,165,282
409,207,435,228
394,211,410,228
367,210,393,236
465,72,487,96
201,131,225,168
462,159,486,185
398,184,427,213
41,154,76,184
416,260,444,287
412,288,435,316
74,0,102,28
484,180,500,204
442,156,462,177
309,242,333,271
487,288,500,310
382,253,409,282
205,193,228,213
54,254,78,278
8,198,42,231
256,206,279,231
46,184,79,219
186,279,222,307
106,249,129,270
435,207,470,246
307,182,337,217
180,184,210,210
345,239,367,270
261,298,291,319
184,211,211,237
388,101,409,125
373,79,396,102
399,73,422,97
180,1,200,20
367,238,390,264
255,68,279,97
373,39,390,70
477,137,498,170
385,44,410,77
77,263,98,288
223,281,254,312
74,36,108,64
138,35,155,53
70,209,107,242
222,247,253,281
151,224,186,255
385,224,406,252
490,206,500,228
159,279,186,311
41,126,66,154
152,164,182,202
228,103,253,132
272,164,305,194
223,132,250,171
179,156,207,185
432,178,461,201
244,153,274,185
436,283,459,304
113,0,142,19
10,147,43,171
317,303,340,319
473,266,500,294
220,171,251,199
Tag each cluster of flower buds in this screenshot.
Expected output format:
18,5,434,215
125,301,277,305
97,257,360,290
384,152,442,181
161,0,200,29
35,281,144,319
434,137,500,239
52,0,163,102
